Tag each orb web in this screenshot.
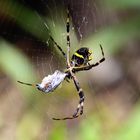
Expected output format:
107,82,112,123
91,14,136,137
0,0,106,138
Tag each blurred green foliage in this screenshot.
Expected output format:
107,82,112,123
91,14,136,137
104,0,140,9
0,0,50,40
0,0,140,139
0,40,35,81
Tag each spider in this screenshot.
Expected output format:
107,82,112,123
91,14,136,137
17,8,105,120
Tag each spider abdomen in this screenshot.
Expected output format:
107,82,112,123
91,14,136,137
71,47,92,66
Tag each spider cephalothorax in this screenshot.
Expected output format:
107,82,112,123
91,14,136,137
71,47,92,67
17,8,105,120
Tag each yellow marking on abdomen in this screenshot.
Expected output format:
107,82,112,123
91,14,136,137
74,52,84,59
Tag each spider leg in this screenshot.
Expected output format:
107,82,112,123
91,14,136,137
72,75,84,117
53,9,85,121
66,8,71,67
49,36,66,58
49,8,71,62
17,81,36,87
36,11,66,59
52,75,85,120
65,8,85,117
52,114,80,120
73,44,105,72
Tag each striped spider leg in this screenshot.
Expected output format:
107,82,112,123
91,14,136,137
52,8,85,120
